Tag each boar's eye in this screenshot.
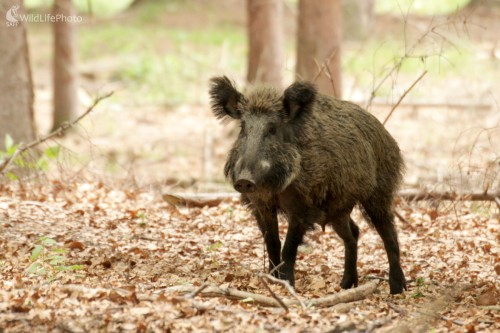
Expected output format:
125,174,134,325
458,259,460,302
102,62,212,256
267,124,277,136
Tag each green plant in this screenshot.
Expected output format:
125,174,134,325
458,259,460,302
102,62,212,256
136,212,148,227
27,236,85,281
411,276,426,298
0,135,61,180
207,241,223,252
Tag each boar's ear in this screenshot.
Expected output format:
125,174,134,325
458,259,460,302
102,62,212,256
282,81,317,121
209,76,243,120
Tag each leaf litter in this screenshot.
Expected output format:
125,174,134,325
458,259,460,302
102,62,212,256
0,181,498,332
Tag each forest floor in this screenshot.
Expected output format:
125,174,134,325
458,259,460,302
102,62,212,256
0,182,498,332
1,1,500,332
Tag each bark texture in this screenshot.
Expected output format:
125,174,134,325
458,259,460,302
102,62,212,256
296,0,342,97
52,0,79,131
247,0,284,87
0,0,36,148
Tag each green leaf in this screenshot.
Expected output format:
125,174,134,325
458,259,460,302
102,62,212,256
48,256,65,266
207,241,223,252
416,277,425,287
6,172,18,181
41,238,57,246
411,291,425,299
27,262,42,274
13,157,25,167
7,144,19,156
55,265,85,271
36,236,48,243
5,134,13,151
44,146,60,159
36,158,49,171
30,245,44,261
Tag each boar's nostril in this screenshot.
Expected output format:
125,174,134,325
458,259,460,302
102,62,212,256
234,179,256,193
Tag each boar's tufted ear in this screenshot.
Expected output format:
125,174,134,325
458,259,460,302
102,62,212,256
282,81,317,121
209,76,244,120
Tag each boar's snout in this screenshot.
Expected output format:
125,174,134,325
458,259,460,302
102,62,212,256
234,178,256,193
233,169,256,193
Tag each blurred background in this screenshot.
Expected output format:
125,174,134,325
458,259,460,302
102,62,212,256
1,0,499,194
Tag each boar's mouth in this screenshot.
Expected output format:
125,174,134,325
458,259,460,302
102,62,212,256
226,144,301,194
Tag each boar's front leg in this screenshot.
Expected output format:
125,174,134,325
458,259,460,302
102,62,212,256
253,203,281,278
281,217,308,288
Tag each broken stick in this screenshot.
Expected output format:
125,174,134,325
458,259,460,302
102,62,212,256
165,280,379,309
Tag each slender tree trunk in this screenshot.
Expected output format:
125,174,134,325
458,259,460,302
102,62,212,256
52,0,79,131
0,0,36,148
296,0,342,97
246,0,284,87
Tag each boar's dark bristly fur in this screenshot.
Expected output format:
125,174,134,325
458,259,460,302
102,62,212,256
209,76,407,294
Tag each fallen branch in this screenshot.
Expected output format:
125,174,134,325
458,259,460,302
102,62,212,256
397,190,500,202
260,273,306,310
186,283,209,299
162,192,237,208
163,190,500,208
307,280,379,308
259,276,288,311
165,280,379,309
0,91,114,174
164,284,282,307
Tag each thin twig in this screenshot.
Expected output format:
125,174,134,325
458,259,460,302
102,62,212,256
187,283,209,299
441,316,465,326
0,91,114,174
268,261,284,276
394,210,415,230
261,273,307,310
365,275,389,282
312,48,338,83
382,70,427,125
258,276,288,311
324,63,339,97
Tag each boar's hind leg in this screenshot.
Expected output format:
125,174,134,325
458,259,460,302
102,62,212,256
362,198,406,294
253,205,281,278
330,212,359,289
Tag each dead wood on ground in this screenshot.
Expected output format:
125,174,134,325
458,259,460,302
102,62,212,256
164,280,379,309
163,190,500,208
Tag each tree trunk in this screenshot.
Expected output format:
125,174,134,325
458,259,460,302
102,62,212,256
246,0,284,87
52,0,79,131
0,0,36,149
296,0,342,97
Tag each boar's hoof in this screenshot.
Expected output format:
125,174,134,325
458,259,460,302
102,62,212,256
234,179,256,193
389,270,407,294
340,274,358,290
